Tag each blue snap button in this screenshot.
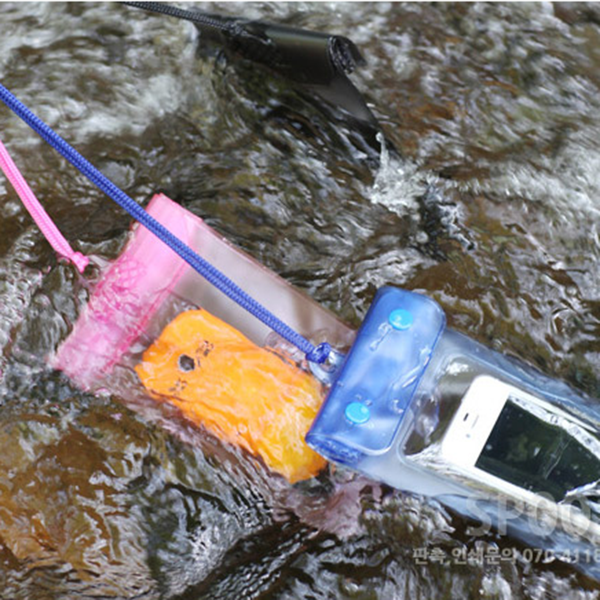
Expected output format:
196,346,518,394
345,402,370,425
389,308,413,330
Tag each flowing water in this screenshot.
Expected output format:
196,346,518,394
1,2,600,598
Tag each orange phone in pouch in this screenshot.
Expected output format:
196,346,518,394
136,309,327,483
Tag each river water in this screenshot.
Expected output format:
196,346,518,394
1,2,600,598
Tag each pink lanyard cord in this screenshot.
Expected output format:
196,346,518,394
0,137,88,273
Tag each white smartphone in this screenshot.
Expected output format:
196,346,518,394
438,375,600,537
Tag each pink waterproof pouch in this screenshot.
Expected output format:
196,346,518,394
52,193,354,391
52,193,354,483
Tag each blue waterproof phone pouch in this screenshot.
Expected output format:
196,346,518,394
308,286,600,579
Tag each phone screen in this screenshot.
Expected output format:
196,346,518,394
475,396,599,502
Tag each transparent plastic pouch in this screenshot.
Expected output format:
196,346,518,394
308,286,600,577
